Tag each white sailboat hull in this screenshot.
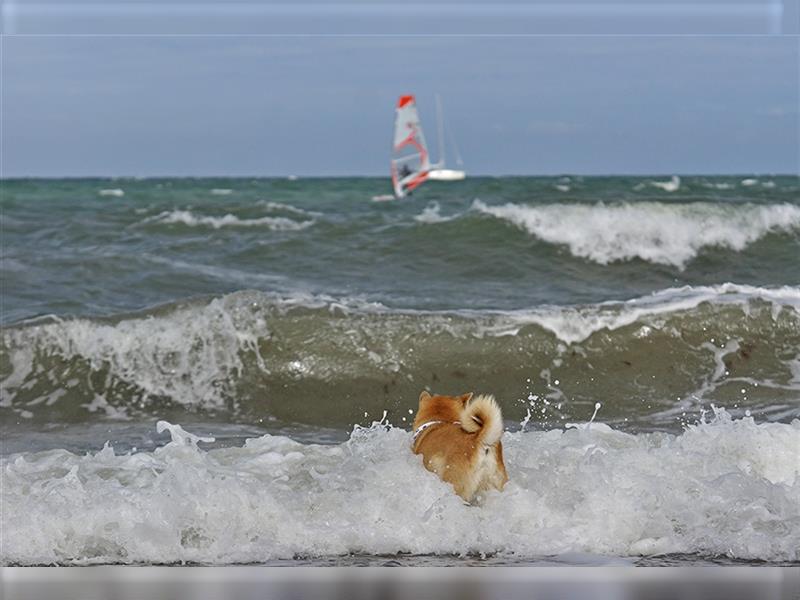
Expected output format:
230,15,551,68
428,168,466,181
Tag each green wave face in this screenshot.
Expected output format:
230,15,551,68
3,288,799,432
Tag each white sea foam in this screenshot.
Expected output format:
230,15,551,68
472,200,800,268
486,283,800,345
1,293,269,411
414,202,459,224
98,189,125,197
649,176,680,192
2,410,797,565
145,210,313,231
210,188,233,195
259,201,321,217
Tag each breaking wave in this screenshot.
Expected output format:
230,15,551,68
414,202,460,224
257,201,322,217
2,410,798,565
649,176,681,192
471,200,800,268
1,294,267,416
143,210,313,231
2,285,799,427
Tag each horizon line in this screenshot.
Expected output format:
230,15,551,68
2,172,798,180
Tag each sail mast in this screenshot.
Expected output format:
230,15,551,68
390,94,431,198
435,93,445,169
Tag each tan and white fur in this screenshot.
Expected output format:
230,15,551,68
412,391,508,503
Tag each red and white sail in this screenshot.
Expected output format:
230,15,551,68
391,95,431,198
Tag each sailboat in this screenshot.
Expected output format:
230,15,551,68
390,94,465,199
428,94,466,182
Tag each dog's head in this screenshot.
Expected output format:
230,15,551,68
416,390,474,422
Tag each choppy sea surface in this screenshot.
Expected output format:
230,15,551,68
1,175,799,566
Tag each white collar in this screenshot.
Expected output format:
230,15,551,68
412,420,459,442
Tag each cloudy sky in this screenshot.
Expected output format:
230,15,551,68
2,4,798,176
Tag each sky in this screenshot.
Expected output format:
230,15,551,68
2,5,798,176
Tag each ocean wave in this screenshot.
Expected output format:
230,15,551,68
1,293,268,415
414,202,460,224
511,283,800,343
649,176,680,192
98,189,124,197
257,201,322,218
140,255,287,287
2,286,799,425
2,409,798,564
143,210,313,231
471,200,800,268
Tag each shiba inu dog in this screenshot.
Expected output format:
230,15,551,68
412,391,508,503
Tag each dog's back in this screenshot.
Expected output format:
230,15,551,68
412,391,508,502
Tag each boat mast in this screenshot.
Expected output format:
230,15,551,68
435,93,445,169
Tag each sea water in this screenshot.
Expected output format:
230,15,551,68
2,175,799,565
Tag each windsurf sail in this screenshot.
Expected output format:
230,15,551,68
391,95,431,198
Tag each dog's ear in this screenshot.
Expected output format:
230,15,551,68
460,392,474,405
419,390,432,403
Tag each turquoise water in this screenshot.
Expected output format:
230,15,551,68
3,176,799,321
2,175,799,565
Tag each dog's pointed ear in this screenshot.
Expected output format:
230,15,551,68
460,392,474,405
419,390,432,403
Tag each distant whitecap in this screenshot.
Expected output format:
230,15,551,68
650,176,680,192
414,202,459,224
143,209,313,231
